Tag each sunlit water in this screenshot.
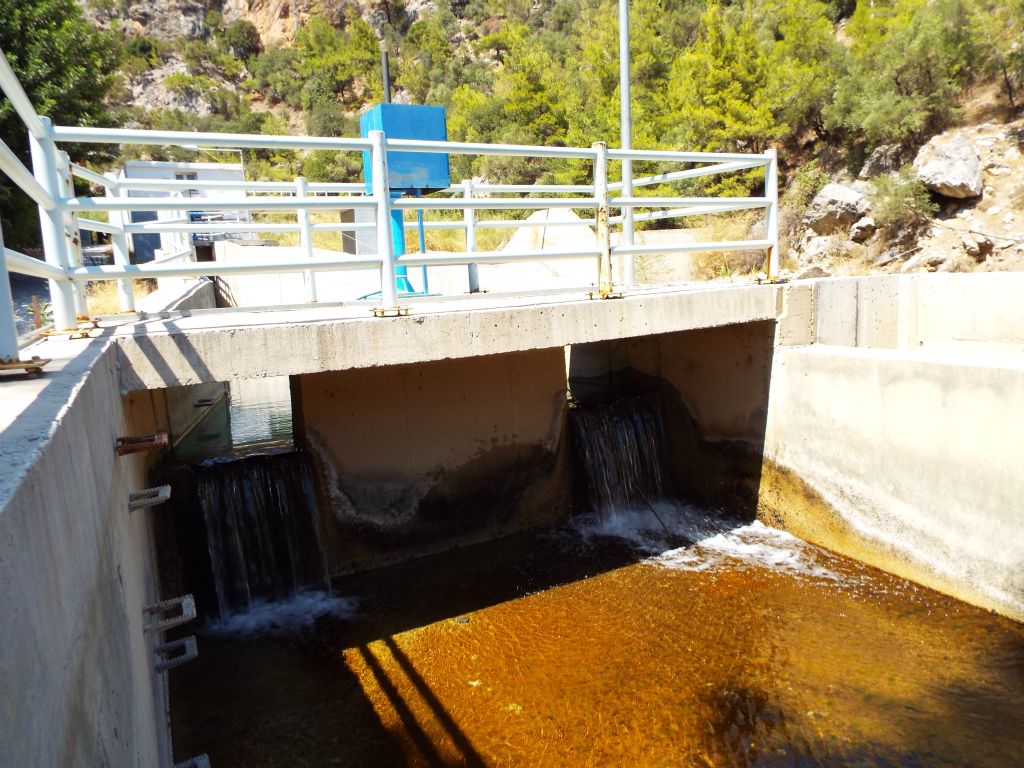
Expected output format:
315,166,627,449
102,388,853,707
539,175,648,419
170,505,1024,767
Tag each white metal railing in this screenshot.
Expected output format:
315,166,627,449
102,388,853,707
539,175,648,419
0,44,779,362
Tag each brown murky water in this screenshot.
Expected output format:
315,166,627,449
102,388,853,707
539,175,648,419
170,510,1024,767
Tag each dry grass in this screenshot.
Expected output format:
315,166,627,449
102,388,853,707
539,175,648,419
690,211,770,279
85,279,156,316
253,210,516,253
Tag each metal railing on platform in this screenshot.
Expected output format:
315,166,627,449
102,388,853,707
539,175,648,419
0,44,779,363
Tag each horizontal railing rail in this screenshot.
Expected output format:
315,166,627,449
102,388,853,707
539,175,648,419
0,41,779,361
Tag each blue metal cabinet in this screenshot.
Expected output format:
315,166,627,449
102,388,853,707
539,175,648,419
360,104,450,194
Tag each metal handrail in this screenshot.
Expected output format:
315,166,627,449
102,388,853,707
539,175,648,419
0,44,780,356
0,51,46,138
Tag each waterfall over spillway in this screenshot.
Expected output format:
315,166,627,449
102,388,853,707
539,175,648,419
195,452,331,620
570,394,669,517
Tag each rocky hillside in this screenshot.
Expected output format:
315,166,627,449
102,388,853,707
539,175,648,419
786,117,1024,278
63,0,1024,277
80,0,435,44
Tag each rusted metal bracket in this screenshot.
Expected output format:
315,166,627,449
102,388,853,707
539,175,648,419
42,317,101,340
371,306,411,318
128,485,171,511
0,355,50,376
144,595,196,633
115,433,168,456
154,635,198,673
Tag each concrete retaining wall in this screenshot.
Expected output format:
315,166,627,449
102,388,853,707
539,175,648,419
759,272,1024,620
300,348,571,572
0,341,168,767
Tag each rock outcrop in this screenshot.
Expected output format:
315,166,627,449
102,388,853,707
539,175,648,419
79,0,209,39
850,217,876,244
961,233,994,261
858,144,908,179
913,134,983,199
802,183,870,235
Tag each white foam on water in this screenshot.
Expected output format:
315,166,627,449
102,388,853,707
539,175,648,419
652,521,843,581
568,501,734,553
204,591,359,636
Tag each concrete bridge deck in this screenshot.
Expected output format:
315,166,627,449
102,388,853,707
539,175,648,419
102,281,779,391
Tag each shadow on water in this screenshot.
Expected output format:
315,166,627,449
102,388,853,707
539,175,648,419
170,509,736,768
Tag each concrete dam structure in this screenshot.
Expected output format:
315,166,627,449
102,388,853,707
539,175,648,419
2,269,1024,766
1,57,1023,766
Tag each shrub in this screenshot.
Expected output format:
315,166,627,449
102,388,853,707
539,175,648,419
220,20,262,61
783,160,830,209
868,167,937,233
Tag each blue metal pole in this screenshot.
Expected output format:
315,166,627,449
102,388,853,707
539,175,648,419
389,193,414,294
416,197,429,294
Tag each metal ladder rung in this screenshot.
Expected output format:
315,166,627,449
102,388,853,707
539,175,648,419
173,755,211,768
128,485,171,511
154,635,198,673
144,594,196,633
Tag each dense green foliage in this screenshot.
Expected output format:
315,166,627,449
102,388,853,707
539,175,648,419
0,0,118,244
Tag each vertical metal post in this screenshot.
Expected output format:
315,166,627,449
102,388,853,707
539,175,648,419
381,51,392,104
28,117,76,330
295,177,317,302
104,172,134,312
765,148,780,280
463,179,480,293
619,0,636,288
593,142,614,298
57,151,87,317
370,130,397,308
0,224,21,362
415,206,429,293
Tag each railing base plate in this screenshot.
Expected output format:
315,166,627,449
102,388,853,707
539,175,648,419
371,306,411,318
0,356,50,376
588,291,624,300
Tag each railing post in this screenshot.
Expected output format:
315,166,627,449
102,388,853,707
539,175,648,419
295,176,317,302
621,163,636,289
765,148,780,280
104,172,135,312
463,179,480,293
370,130,398,308
28,116,76,330
57,151,87,318
0,223,20,362
593,141,614,298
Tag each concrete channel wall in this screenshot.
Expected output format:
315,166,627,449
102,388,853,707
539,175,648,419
0,279,216,767
760,273,1024,621
301,349,570,572
0,340,167,767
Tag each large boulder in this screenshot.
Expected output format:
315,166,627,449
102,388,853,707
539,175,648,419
913,134,983,199
802,183,870,235
850,216,877,244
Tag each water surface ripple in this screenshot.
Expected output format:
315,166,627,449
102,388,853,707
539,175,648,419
171,506,1024,767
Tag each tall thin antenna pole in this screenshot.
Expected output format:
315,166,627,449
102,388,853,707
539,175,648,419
619,0,635,287
381,50,392,104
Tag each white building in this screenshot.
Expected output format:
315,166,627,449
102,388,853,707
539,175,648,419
119,160,251,262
